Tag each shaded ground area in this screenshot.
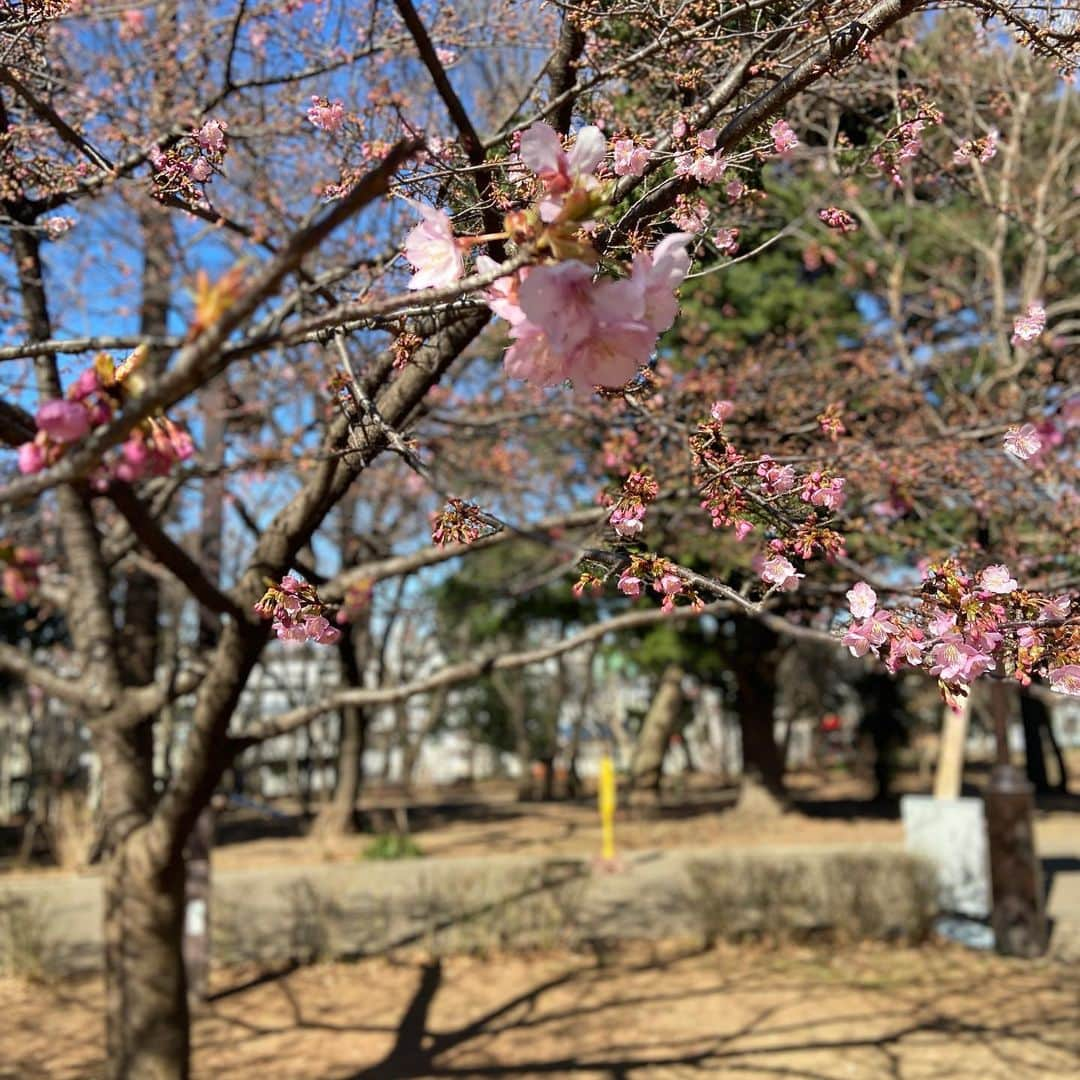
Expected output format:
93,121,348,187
3,942,1078,1078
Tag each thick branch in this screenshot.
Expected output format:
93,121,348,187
0,139,421,504
107,483,246,622
0,643,108,709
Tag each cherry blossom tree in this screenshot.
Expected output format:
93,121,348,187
1,2,1078,1076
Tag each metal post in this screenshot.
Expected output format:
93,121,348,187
984,682,1047,957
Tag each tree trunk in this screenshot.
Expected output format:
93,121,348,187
630,664,685,792
313,624,369,836
731,619,786,803
99,719,189,1080
104,830,189,1080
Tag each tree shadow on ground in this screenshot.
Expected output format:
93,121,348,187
337,945,1080,1079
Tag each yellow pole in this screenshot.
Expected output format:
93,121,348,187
599,753,616,861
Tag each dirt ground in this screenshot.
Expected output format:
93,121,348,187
206,769,1078,872
3,941,1078,1079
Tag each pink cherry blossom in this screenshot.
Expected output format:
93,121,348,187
628,232,693,332
842,623,876,657
690,154,726,183
1011,302,1046,346
403,199,464,290
307,96,346,133
733,520,753,541
475,255,528,325
887,636,924,670
610,504,645,538
928,641,994,683
114,437,151,482
17,442,46,474
303,615,341,644
710,400,734,422
818,207,858,233
513,262,655,388
671,197,709,233
571,319,657,388
713,227,739,255
697,128,718,150
653,572,683,612
1003,423,1042,461
725,179,746,202
503,321,569,387
189,158,212,182
1039,596,1071,621
612,138,650,177
36,399,90,443
518,261,604,354
846,582,877,620
43,216,74,239
756,456,797,495
761,555,802,590
770,119,798,154
617,570,643,598
196,119,228,153
1048,665,1080,697
927,609,957,637
978,564,1018,595
69,367,99,401
519,121,605,221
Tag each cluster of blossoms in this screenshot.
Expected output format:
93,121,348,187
0,543,40,604
254,576,341,645
605,470,660,539
612,137,651,177
1011,301,1046,347
430,498,494,547
713,227,739,255
770,119,799,154
672,195,710,234
573,553,702,614
690,406,846,592
839,561,1078,705
673,127,727,184
15,348,194,482
818,207,858,234
307,96,346,133
870,101,942,186
400,121,697,390
953,128,998,165
148,119,228,200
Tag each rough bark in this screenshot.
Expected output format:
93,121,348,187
103,829,189,1080
100,722,188,1080
630,663,685,793
313,627,369,836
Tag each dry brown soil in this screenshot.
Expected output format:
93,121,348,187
3,941,1078,1078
